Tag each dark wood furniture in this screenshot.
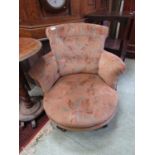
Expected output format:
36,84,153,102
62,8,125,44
19,38,43,128
19,0,107,39
123,0,135,57
85,11,134,60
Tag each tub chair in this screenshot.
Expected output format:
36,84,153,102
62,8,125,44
29,23,125,131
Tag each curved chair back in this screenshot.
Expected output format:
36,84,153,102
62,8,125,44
46,23,109,76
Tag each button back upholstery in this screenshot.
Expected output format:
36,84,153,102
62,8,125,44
46,23,109,76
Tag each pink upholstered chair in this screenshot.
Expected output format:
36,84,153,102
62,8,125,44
29,23,125,131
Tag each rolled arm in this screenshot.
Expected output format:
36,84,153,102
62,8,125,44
29,52,60,93
98,50,126,89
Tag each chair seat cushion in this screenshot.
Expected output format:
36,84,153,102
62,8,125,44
43,73,118,128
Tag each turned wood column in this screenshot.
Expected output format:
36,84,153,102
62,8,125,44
19,65,32,108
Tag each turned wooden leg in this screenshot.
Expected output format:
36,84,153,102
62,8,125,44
19,63,43,128
19,68,33,108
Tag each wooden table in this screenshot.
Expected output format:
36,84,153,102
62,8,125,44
19,37,43,128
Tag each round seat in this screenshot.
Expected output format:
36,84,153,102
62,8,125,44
43,73,118,128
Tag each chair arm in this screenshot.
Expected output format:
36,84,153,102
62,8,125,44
29,52,60,93
98,50,126,89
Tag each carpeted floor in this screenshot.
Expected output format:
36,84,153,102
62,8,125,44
20,58,135,155
19,112,48,152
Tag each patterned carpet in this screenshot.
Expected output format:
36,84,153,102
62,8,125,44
19,112,48,152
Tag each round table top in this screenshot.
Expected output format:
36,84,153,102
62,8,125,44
19,37,42,62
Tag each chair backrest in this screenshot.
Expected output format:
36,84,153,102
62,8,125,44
46,23,109,76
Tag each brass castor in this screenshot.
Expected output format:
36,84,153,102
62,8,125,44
31,120,36,128
20,121,25,128
19,99,43,129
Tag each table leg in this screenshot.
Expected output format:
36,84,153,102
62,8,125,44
20,71,33,108
19,65,43,128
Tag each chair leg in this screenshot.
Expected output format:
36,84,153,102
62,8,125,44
57,126,67,132
50,121,67,132
95,124,108,131
56,126,67,132
102,124,108,128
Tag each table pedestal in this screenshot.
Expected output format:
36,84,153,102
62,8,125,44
19,66,43,128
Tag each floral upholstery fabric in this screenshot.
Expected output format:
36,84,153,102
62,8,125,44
46,23,109,76
43,74,118,128
98,50,126,89
29,52,60,93
29,23,125,130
